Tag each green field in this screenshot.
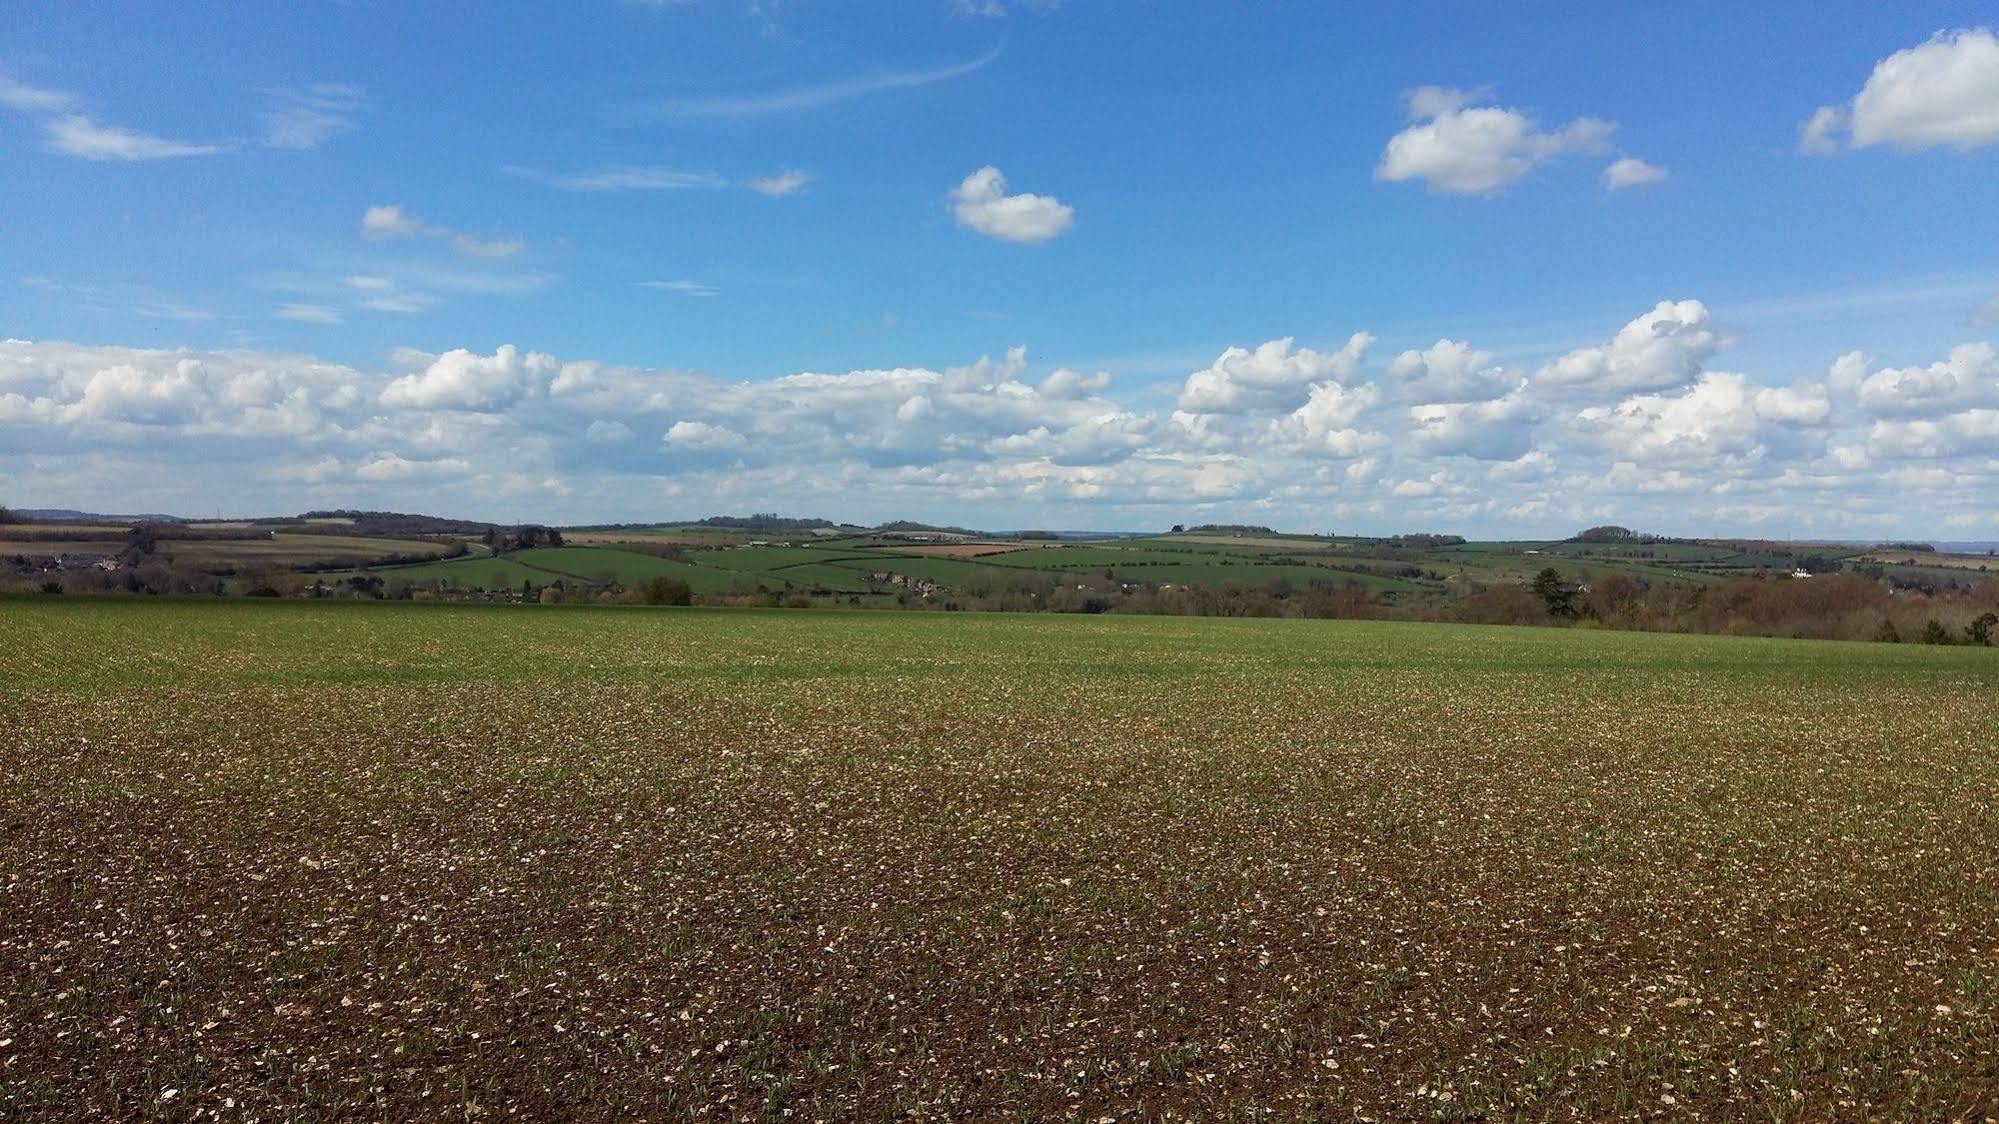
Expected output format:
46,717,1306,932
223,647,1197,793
4,600,1996,1119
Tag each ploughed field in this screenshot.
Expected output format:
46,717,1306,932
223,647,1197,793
3,599,1997,1121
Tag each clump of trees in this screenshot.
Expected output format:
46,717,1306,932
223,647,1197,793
1568,524,1669,544
703,513,838,532
484,525,565,553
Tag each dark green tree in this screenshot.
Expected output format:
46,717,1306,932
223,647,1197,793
1967,612,1997,647
1531,567,1575,618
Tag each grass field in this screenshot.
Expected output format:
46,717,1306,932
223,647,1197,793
3,600,1996,1120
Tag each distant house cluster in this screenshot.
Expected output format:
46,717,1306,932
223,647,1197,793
7,552,120,575
867,570,942,596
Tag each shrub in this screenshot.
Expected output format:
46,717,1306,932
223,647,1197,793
1921,618,1954,645
1873,619,1901,644
634,575,692,606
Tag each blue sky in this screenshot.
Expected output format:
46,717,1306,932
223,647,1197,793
3,2,1997,535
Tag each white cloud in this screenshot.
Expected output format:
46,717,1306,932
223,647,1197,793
1534,300,1725,397
379,345,556,411
356,452,471,482
1851,342,1999,417
1386,339,1514,403
43,114,233,161
664,419,748,450
1802,28,1999,154
0,72,233,161
6,305,1997,534
749,169,813,197
1377,87,1615,196
1272,382,1386,458
1409,389,1538,460
1037,367,1111,399
361,204,423,240
1178,334,1372,415
1602,156,1668,190
950,166,1075,244
1570,372,1827,467
3,71,349,162
1798,106,1847,155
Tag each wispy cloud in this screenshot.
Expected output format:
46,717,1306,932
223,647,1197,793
2,68,230,161
749,169,813,197
43,114,234,161
260,84,363,150
0,71,75,113
652,43,1002,118
3,69,355,161
277,303,343,325
134,301,218,321
639,279,719,297
360,203,524,259
506,164,729,192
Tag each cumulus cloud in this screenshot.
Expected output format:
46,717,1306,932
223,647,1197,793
0,338,365,435
1409,390,1538,460
1848,342,1999,417
361,204,422,240
356,452,471,481
950,166,1075,244
1178,334,1372,415
1387,339,1515,403
1801,28,1999,153
1037,367,1111,399
379,345,557,411
1570,372,1827,467
664,419,748,451
1602,156,1668,190
1376,87,1615,196
6,303,1997,535
1272,382,1387,458
1534,300,1725,397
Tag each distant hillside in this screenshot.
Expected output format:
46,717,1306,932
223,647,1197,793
298,510,501,535
15,508,185,523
